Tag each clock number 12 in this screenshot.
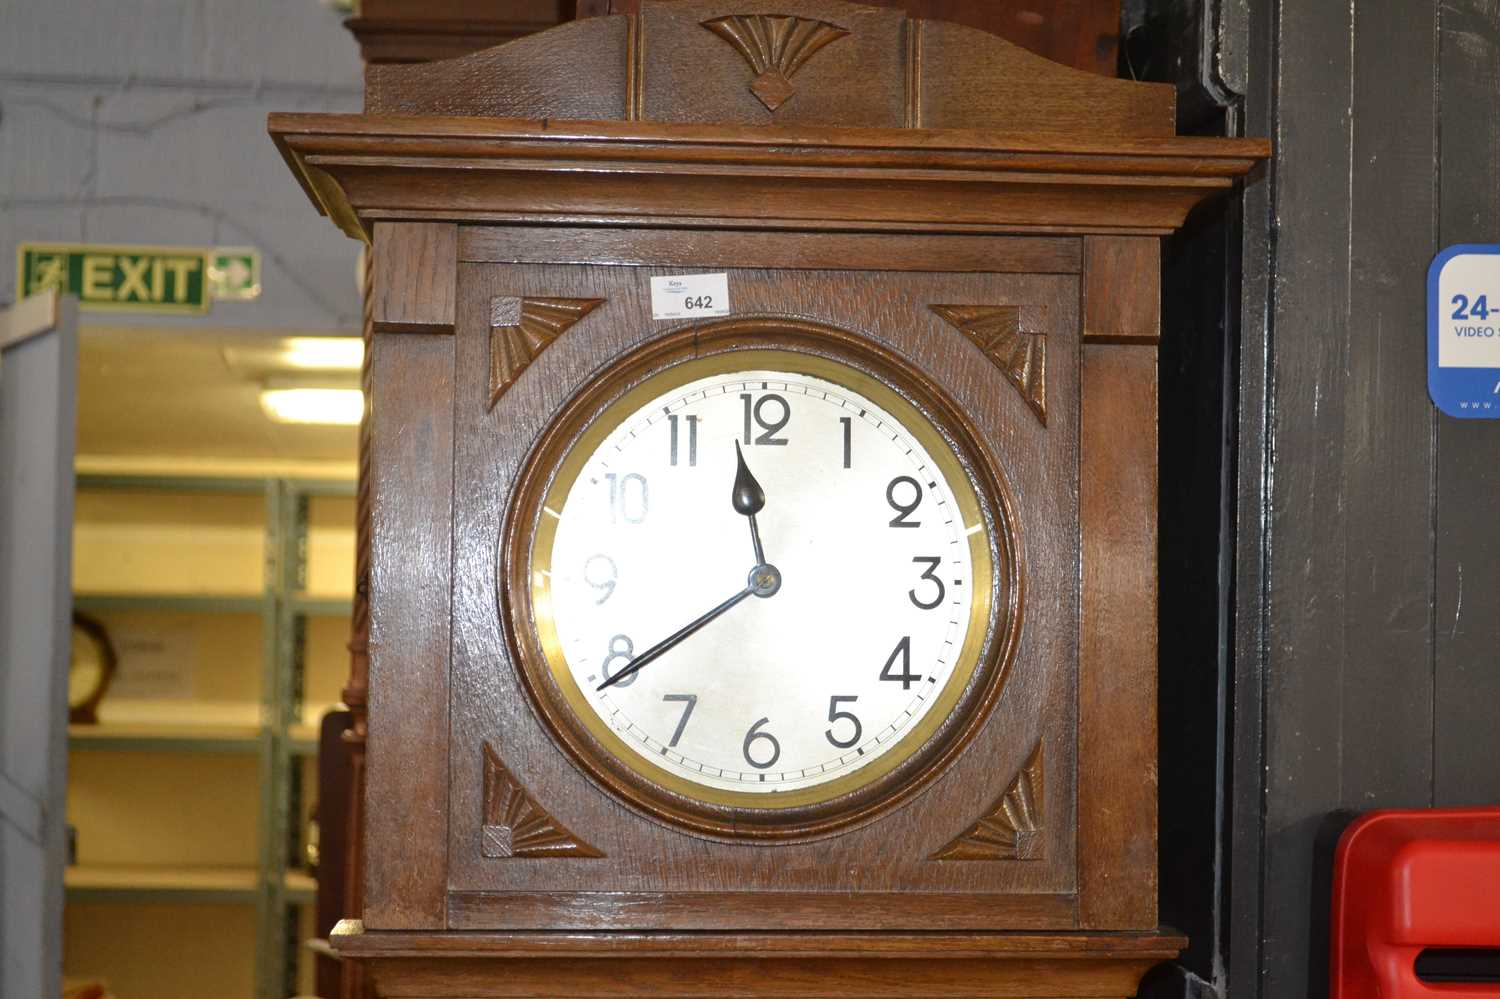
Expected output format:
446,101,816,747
741,393,791,446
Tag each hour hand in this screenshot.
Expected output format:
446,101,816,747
732,441,767,565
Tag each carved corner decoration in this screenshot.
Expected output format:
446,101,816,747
933,741,1044,861
700,15,850,112
930,305,1048,426
488,297,604,410
481,742,603,858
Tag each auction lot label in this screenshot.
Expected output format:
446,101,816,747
1430,245,1500,419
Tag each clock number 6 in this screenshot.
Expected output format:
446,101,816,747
908,556,945,609
825,695,863,749
742,717,782,770
887,475,922,527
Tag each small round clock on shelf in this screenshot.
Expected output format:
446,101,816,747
68,613,117,725
503,322,1023,840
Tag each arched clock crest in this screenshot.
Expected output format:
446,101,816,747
271,0,1266,995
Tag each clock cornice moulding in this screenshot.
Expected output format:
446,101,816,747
268,113,1269,241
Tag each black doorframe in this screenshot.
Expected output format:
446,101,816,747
1132,2,1269,996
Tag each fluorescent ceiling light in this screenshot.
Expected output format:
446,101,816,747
279,337,363,371
259,387,364,426
221,336,363,374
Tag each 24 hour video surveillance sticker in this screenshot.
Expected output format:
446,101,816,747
1430,245,1500,419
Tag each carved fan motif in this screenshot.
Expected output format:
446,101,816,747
488,297,604,410
932,741,1044,861
930,305,1048,426
481,742,603,858
700,15,850,111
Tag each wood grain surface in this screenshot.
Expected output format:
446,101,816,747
449,257,1079,928
364,0,1161,134
270,112,1267,241
1082,237,1160,344
458,227,1082,275
1234,0,1500,996
1078,342,1158,930
575,0,1122,79
373,223,458,334
346,0,566,64
364,330,457,929
335,920,1183,998
270,0,1275,990
1433,0,1500,813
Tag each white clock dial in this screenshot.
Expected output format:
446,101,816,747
530,352,995,808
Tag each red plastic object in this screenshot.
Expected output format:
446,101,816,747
1332,807,1500,999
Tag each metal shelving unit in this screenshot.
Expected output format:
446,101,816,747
66,472,354,999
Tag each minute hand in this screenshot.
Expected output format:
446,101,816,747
596,584,754,691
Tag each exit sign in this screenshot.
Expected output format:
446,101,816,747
17,243,260,314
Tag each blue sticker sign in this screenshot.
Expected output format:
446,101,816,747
1429,245,1500,419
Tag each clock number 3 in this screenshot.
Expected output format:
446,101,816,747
908,556,945,610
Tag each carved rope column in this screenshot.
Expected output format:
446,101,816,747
341,243,375,999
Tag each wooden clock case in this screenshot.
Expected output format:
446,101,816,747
271,3,1267,995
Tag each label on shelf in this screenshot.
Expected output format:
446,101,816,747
110,625,197,699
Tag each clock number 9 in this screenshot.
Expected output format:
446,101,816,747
740,393,790,446
887,475,923,527
742,717,782,770
600,634,638,688
583,554,617,605
825,695,863,749
908,556,945,610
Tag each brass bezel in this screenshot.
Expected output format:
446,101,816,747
501,319,1023,840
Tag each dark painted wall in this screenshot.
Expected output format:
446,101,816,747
1145,1,1500,997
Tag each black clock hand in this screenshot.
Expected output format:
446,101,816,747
733,441,767,565
595,564,781,691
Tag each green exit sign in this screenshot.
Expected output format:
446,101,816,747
17,243,260,314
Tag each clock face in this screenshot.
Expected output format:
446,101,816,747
69,625,106,708
69,614,115,722
519,348,1005,820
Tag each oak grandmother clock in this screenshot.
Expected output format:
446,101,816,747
271,4,1267,996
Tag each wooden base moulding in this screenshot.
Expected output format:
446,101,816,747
334,921,1185,998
